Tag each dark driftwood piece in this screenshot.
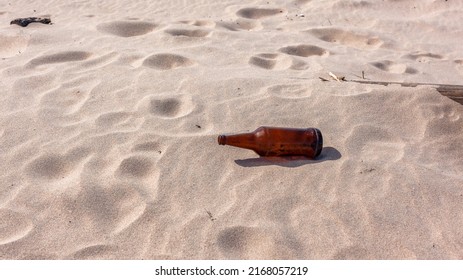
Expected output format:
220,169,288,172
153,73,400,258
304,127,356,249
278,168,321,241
10,17,51,27
348,80,463,105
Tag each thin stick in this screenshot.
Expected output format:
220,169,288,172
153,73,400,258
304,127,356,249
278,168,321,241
347,79,463,105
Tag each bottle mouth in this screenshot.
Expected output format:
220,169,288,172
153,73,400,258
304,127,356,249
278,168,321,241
218,135,226,145
314,128,323,158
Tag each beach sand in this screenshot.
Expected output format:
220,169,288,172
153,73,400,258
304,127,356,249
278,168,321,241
1,0,462,259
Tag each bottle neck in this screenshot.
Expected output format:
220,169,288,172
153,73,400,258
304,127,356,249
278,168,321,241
218,132,258,150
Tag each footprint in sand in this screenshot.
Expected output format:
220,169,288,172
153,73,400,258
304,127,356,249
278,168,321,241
276,44,329,70
308,28,383,50
142,53,194,70
149,96,194,118
248,53,292,70
137,93,194,120
165,28,211,38
25,148,92,181
404,52,444,63
217,226,295,259
26,154,72,180
370,60,417,74
96,21,157,37
150,98,182,117
116,156,155,178
0,209,33,245
279,44,329,57
236,7,286,19
217,226,273,259
28,51,92,67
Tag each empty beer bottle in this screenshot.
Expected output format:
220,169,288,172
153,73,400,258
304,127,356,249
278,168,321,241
218,126,323,158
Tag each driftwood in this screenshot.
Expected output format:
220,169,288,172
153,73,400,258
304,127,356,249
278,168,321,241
347,80,463,105
10,17,51,27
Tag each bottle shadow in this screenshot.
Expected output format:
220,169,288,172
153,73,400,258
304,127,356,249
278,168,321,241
234,147,341,168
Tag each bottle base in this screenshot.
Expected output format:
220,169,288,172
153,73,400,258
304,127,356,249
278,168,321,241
314,128,323,158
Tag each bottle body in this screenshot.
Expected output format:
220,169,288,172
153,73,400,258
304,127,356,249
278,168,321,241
218,126,323,158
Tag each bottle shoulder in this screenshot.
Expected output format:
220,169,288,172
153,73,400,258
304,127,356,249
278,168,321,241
254,127,270,141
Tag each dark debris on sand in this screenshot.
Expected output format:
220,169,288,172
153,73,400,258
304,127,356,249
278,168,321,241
10,17,52,27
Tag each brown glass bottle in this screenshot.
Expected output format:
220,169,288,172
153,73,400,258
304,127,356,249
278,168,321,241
218,126,323,158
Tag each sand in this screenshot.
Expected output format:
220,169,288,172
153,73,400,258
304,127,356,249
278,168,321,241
0,0,462,260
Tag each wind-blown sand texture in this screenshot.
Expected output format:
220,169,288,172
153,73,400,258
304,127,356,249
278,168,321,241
1,0,462,259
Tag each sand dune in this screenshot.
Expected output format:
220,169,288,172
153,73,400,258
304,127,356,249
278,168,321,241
0,0,462,259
